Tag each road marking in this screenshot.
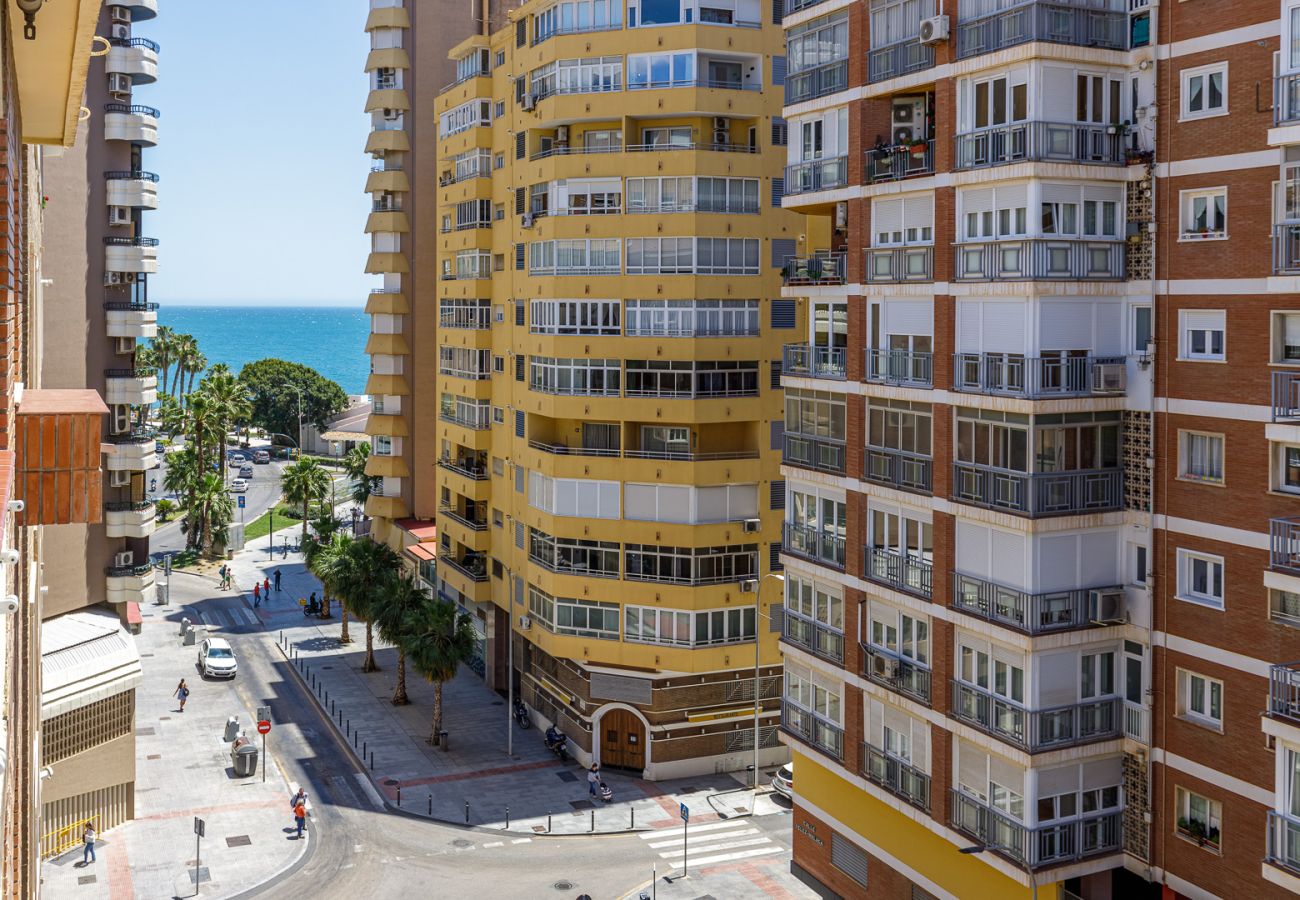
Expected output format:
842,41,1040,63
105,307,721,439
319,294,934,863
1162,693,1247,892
646,827,758,850
510,838,531,844
482,841,503,848
640,820,741,839
672,846,786,867
658,836,772,858
237,606,259,626
353,773,385,811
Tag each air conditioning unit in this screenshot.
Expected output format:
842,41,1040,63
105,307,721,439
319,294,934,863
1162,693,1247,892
382,107,399,121
918,15,949,44
521,93,536,111
108,205,131,226
713,116,728,131
1092,363,1126,394
713,130,730,145
521,213,534,228
111,404,131,433
742,518,761,533
110,23,130,40
1087,589,1127,625
115,337,137,356
108,73,132,96
110,6,131,23
871,653,900,680
739,579,758,593
113,551,134,569
105,272,124,286
518,615,532,630
109,469,131,488
555,125,569,144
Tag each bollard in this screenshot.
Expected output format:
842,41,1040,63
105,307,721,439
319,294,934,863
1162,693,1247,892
464,801,469,825
547,814,552,833
369,751,374,770
631,807,635,828
363,740,367,759
397,785,401,807
346,719,351,738
505,806,509,829
428,794,432,816
590,809,595,833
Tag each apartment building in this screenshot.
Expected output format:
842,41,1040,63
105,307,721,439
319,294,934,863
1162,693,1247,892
1,0,121,895
365,0,822,776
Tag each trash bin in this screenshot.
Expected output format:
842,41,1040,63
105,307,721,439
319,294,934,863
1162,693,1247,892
223,716,241,743
232,737,258,777
182,625,197,646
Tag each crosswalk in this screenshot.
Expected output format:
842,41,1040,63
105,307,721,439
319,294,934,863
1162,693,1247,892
639,819,785,868
200,606,261,630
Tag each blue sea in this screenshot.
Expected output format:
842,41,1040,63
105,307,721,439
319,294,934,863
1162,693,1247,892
157,305,370,396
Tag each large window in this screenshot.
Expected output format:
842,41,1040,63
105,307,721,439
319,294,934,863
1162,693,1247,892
867,400,931,455
866,603,928,666
528,473,621,518
529,530,620,578
623,483,758,524
628,52,695,88
624,300,759,337
958,643,1024,705
528,357,620,396
787,13,848,74
624,543,758,584
533,0,622,43
450,148,492,182
1178,431,1224,485
1180,63,1227,120
556,597,620,638
1273,312,1300,364
1176,548,1224,610
439,299,492,329
625,177,759,214
785,667,841,723
1179,309,1225,361
1180,188,1227,240
786,573,843,632
697,238,759,274
559,56,621,93
625,238,759,274
955,410,1029,472
1175,787,1221,850
785,389,846,441
869,0,934,48
453,251,492,279
624,359,759,397
529,239,621,274
439,100,491,137
438,347,491,380
439,394,490,428
530,299,621,335
625,605,757,646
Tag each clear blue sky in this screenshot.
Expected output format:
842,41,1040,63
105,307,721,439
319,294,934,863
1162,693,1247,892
144,2,372,306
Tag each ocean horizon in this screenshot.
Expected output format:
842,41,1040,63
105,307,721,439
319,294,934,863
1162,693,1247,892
157,304,370,396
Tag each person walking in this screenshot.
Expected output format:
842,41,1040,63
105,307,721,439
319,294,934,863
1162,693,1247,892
173,679,189,713
587,763,600,798
82,822,96,865
293,798,307,840
274,569,282,592
252,582,261,605
263,576,271,598
290,787,306,810
217,564,228,590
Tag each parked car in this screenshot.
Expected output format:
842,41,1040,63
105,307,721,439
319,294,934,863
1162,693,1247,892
197,638,238,679
253,450,270,464
239,464,254,478
772,762,793,798
229,478,248,493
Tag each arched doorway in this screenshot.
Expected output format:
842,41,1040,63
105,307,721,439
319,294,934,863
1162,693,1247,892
599,707,646,773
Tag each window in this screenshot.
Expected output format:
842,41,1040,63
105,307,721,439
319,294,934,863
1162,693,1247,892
583,129,623,152
492,407,504,426
1176,549,1224,609
439,99,492,137
869,0,934,49
623,483,758,524
1180,188,1227,240
527,473,620,518
1274,312,1300,364
528,357,621,396
624,299,760,337
625,544,758,585
1176,787,1222,850
866,604,928,665
555,56,622,94
439,347,492,380
1181,63,1227,120
627,51,696,89
1133,305,1152,353
1275,589,1300,628
1178,431,1224,484
1178,669,1223,729
625,359,759,398
532,0,622,42
528,239,621,274
785,389,847,442
1131,543,1148,587
624,605,757,646
530,299,621,335
786,572,844,631
785,668,842,723
529,530,620,578
555,597,619,638
1179,309,1225,361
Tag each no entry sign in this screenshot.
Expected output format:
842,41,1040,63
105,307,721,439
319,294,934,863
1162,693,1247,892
256,720,271,735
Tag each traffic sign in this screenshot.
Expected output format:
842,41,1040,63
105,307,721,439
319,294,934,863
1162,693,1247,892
256,705,272,723
194,816,205,837
679,802,689,822
237,495,246,509
257,720,271,735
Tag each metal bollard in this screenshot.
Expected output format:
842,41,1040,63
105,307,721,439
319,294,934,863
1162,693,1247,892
397,785,401,806
363,740,367,759
464,801,469,825
590,809,595,833
547,814,552,833
346,719,351,738
428,794,432,816
631,807,635,828
369,751,374,770
505,806,509,829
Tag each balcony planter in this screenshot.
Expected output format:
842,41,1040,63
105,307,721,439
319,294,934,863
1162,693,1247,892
1177,818,1221,850
909,140,927,159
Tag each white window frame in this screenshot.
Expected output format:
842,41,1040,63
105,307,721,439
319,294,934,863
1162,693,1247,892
1175,786,1222,851
1179,187,1228,241
1273,311,1300,366
1176,548,1225,610
1177,430,1224,485
1179,62,1228,122
1275,443,1300,496
1178,309,1226,361
1177,668,1224,731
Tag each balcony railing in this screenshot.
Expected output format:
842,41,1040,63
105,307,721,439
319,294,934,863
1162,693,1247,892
865,349,933,387
952,573,1125,634
864,447,933,494
105,367,156,380
864,547,932,598
951,681,1122,751
528,439,619,458
103,300,160,313
785,157,849,196
103,169,160,182
949,790,1123,868
952,463,1123,517
1267,812,1300,876
623,448,759,461
783,433,846,475
106,561,155,578
781,610,844,663
782,344,847,380
865,246,933,284
624,141,758,154
441,555,488,582
781,700,844,761
1268,661,1300,723
861,742,930,811
955,121,1124,170
867,37,935,84
952,353,1126,398
438,506,488,532
437,458,489,480
860,644,931,705
954,240,1125,281
1277,73,1300,127
786,60,848,105
1271,518,1300,575
1273,373,1300,422
626,78,759,92
104,102,160,118
1275,224,1300,275
781,253,846,286
104,236,159,248
438,411,490,431
955,1,1127,60
867,141,935,183
439,308,492,329
110,36,161,52
783,521,846,570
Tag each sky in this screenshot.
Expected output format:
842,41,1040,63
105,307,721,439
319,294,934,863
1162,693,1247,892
143,2,373,306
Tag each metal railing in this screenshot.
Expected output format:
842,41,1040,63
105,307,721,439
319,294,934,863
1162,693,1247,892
784,156,849,196
865,246,933,284
1277,73,1300,126
783,433,846,475
867,140,935,182
624,142,758,154
105,499,155,513
1274,224,1300,275
1267,812,1300,876
531,22,622,46
438,506,488,532
954,240,1124,281
104,102,160,118
441,555,488,582
103,300,159,312
438,308,492,329
106,562,154,578
1268,661,1300,723
864,447,933,494
861,743,930,811
105,429,156,445
623,448,758,461
952,573,1124,634
781,610,844,663
1273,373,1300,422
955,120,1124,169
104,367,156,379
438,411,490,431
103,169,159,182
951,681,1122,751
781,253,846,285
110,36,161,51
781,701,844,761
782,344,847,380
786,60,848,104
952,463,1123,517
865,349,933,387
437,458,488,480
860,644,931,704
1124,703,1149,745
951,353,1126,397
956,1,1127,60
528,439,619,458
864,547,932,598
626,78,759,92
104,236,158,247
782,521,846,569
949,790,1123,867
41,816,99,860
868,37,936,83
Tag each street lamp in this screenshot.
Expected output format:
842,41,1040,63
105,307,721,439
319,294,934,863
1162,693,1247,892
745,572,785,791
958,845,1037,900
277,383,305,456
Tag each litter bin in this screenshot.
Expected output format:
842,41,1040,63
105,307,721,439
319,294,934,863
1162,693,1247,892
232,737,259,777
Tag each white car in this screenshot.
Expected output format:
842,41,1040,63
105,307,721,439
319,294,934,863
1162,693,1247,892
228,456,245,468
197,638,238,679
229,478,249,493
771,762,793,798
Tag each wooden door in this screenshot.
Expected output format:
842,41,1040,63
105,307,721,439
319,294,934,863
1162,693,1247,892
600,709,645,772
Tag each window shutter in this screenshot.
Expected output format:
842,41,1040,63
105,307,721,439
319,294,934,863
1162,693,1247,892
770,238,795,268
515,243,525,270
515,76,525,102
771,178,785,207
771,56,786,87
515,409,525,437
516,18,527,47
515,187,526,213
771,300,796,329
771,117,788,146
515,355,525,381
769,543,783,572
770,418,784,450
770,479,785,508
515,465,525,493
772,0,783,24
492,559,503,579
515,132,526,160
515,521,525,549
831,834,868,888
770,361,782,389
515,302,526,326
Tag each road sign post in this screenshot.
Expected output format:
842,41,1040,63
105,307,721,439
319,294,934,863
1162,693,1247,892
257,719,271,783
680,802,689,876
193,816,204,896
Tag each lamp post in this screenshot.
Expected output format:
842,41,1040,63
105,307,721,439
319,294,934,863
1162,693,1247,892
278,383,305,457
748,573,785,791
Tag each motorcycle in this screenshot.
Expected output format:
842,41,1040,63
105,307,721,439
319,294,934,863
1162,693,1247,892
544,730,568,762
302,598,322,617
513,698,531,729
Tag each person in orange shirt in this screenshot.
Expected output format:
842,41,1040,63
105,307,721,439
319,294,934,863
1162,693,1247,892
293,799,307,840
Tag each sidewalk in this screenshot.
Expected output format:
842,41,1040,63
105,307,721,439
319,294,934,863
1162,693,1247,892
221,522,787,837
41,581,308,898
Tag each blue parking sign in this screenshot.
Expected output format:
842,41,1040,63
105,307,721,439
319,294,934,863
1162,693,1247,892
237,496,245,509
680,803,688,822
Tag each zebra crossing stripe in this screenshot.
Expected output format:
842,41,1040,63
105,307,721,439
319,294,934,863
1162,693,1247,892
658,836,772,859
677,846,785,867
645,827,759,850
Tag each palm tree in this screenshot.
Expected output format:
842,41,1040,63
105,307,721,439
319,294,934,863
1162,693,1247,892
150,326,177,399
162,445,199,509
169,333,197,398
157,394,184,437
183,392,221,483
282,458,332,546
197,368,251,482
135,345,159,427
402,596,477,746
372,570,427,705
338,537,399,672
187,472,234,554
342,442,379,508
302,512,343,619
182,350,208,402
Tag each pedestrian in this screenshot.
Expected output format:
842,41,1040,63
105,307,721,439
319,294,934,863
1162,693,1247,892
293,799,307,840
289,787,306,810
252,582,260,604
274,569,282,592
217,564,228,590
173,679,189,713
263,576,271,598
587,763,599,797
81,822,96,865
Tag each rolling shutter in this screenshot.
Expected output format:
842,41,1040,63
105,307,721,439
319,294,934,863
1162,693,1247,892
771,238,796,269
772,0,783,23
831,834,868,888
515,355,525,381
770,479,785,509
769,543,783,571
514,409,525,437
515,243,525,270
515,522,525,549
1040,302,1093,349
770,422,784,451
771,178,785,207
981,302,1027,353
515,133,526,160
515,302,525,326
771,300,796,329
885,300,932,337
770,361,782,389
771,117,788,146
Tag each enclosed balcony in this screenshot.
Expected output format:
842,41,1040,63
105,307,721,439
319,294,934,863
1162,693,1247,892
955,0,1127,61
106,36,159,83
865,246,933,285
952,573,1126,634
104,300,158,339
781,700,844,761
781,253,846,286
1266,811,1300,878
782,344,846,380
104,170,158,209
860,643,931,705
1275,225,1300,275
103,368,157,407
781,610,844,664
103,103,159,145
952,353,1126,398
104,236,159,275
1268,661,1300,725
1273,373,1300,422
865,349,933,388
785,157,849,196
949,790,1122,868
954,240,1124,281
104,431,158,471
1275,73,1300,128
783,521,846,570
106,560,156,605
953,464,1122,517
104,500,156,538
951,680,1122,751
868,38,935,84
787,60,848,105
864,447,933,494
861,742,930,811
783,433,845,475
866,140,935,183
955,121,1124,170
864,547,932,598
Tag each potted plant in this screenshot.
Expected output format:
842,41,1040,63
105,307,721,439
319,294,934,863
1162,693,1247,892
805,256,824,282
909,138,928,159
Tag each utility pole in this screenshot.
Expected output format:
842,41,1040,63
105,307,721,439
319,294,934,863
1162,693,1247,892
506,565,514,757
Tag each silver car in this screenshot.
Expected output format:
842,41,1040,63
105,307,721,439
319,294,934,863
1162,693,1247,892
771,762,793,798
197,637,238,679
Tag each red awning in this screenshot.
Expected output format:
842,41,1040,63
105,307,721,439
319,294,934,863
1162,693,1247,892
405,544,435,562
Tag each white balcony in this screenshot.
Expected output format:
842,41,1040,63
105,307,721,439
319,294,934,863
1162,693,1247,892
104,433,158,471
105,171,158,210
105,37,158,84
104,369,157,407
104,501,156,538
104,103,158,145
104,237,158,275
106,562,156,605
114,0,158,20
105,302,158,339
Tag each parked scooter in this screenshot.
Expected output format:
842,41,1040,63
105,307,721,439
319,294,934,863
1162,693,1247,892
302,597,322,617
544,725,568,762
513,697,531,729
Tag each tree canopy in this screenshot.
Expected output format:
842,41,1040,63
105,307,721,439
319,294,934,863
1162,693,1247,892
237,358,348,442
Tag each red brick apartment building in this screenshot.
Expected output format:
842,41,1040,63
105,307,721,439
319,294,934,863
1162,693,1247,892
775,0,1300,897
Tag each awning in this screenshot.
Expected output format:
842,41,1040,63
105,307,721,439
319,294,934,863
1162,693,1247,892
319,430,366,442
405,544,435,562
41,609,142,720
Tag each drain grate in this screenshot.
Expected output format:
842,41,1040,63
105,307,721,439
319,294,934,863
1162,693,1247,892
146,754,161,761
226,835,251,848
159,716,171,721
552,881,574,892
78,875,97,885
555,771,578,783
451,839,473,849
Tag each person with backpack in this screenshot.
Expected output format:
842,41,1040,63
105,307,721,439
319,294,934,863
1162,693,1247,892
173,679,190,713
